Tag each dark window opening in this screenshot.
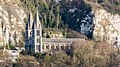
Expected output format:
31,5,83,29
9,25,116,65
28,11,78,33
51,45,54,49
36,30,40,36
61,46,64,50
37,38,40,43
46,45,49,49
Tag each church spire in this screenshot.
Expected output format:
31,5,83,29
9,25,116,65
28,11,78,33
26,9,33,40
33,5,41,28
28,9,33,29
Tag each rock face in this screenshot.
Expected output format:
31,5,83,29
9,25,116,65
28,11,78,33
93,8,120,45
0,0,26,46
80,2,120,45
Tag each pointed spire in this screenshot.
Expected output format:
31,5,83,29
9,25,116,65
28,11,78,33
33,5,41,28
36,6,40,27
28,9,33,29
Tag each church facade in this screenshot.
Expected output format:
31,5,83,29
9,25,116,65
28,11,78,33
25,9,42,53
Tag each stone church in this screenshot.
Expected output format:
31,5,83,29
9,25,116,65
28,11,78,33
25,8,84,53
25,8,42,53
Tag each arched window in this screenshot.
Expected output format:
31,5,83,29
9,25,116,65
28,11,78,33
46,45,49,49
61,46,64,50
51,45,54,49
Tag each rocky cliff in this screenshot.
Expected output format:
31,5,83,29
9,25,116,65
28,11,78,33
0,0,26,46
80,1,120,45
85,1,120,45
93,7,120,45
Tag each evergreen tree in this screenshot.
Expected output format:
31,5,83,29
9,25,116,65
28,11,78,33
42,13,47,27
55,5,60,28
55,13,60,29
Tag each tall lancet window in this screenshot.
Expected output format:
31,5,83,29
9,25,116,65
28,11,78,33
36,30,40,36
37,38,40,43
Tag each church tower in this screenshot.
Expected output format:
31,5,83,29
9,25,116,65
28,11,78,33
25,10,34,53
32,7,42,53
25,7,42,53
